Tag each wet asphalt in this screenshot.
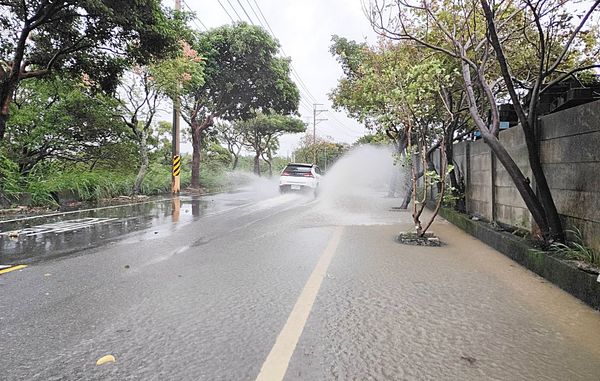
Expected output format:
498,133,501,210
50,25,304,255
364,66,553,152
1,185,599,380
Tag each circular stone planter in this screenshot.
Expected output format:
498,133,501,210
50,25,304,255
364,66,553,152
396,231,442,246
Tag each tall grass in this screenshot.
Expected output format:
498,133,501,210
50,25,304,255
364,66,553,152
6,162,229,208
532,227,600,268
552,228,600,267
0,154,21,202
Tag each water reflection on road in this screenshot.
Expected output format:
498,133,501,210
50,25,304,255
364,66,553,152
0,191,252,265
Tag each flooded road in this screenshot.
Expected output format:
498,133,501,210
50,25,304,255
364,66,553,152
1,149,599,380
0,189,266,265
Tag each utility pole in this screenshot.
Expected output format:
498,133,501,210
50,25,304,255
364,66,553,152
312,103,327,164
171,0,182,194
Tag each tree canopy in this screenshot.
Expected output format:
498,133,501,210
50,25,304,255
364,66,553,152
182,22,300,187
237,113,305,175
0,0,185,140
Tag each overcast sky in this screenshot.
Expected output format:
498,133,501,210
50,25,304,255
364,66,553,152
177,0,378,156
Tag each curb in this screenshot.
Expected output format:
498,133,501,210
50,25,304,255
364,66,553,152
438,207,600,310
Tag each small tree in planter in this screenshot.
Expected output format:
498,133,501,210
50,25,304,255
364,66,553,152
398,58,458,244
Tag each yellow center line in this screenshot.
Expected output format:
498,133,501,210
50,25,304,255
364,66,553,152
0,265,27,275
255,226,345,381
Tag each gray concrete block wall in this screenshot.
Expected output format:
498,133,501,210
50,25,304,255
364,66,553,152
466,140,492,220
495,125,533,229
446,100,600,252
539,100,600,251
452,142,469,186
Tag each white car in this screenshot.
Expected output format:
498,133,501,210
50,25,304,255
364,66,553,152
279,163,322,195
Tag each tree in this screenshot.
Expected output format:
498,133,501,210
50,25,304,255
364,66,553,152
367,0,600,244
216,122,245,170
4,77,127,175
330,36,471,210
237,113,305,176
119,41,204,195
294,134,349,171
181,23,300,187
117,69,162,195
0,0,182,142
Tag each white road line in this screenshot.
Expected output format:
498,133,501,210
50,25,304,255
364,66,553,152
255,226,345,381
0,193,225,225
0,198,174,225
1,218,118,237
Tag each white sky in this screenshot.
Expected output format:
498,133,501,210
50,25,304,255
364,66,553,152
176,0,378,156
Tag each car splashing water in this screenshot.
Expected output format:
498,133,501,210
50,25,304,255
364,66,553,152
313,145,409,226
226,171,281,199
225,170,305,212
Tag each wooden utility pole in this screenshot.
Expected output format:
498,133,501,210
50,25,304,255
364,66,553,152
312,103,327,164
172,0,182,194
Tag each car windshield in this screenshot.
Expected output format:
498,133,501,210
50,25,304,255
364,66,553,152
284,165,312,174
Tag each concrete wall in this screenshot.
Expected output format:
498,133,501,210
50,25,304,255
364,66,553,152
539,100,600,250
447,100,600,251
494,126,533,229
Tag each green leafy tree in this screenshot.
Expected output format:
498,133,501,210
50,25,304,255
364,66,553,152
117,69,163,195
354,131,390,146
181,23,300,187
330,36,470,217
367,0,600,244
0,0,183,141
237,113,305,176
294,134,349,171
119,40,204,195
216,122,245,170
5,77,127,175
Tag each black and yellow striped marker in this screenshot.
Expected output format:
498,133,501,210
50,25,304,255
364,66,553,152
172,155,181,177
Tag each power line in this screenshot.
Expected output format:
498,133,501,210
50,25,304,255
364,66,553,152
299,99,313,113
219,0,316,111
216,0,235,23
211,0,318,122
247,0,319,104
328,113,365,138
245,0,262,26
225,0,243,22
235,0,255,24
242,1,318,107
181,0,208,30
251,0,275,35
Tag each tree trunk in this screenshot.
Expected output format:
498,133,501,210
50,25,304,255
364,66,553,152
480,0,563,242
191,125,202,188
421,140,448,236
400,182,412,209
253,153,261,176
0,113,7,141
0,24,31,143
132,130,149,195
523,117,564,242
266,149,273,177
445,130,466,212
482,131,550,237
231,154,239,170
191,116,213,189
